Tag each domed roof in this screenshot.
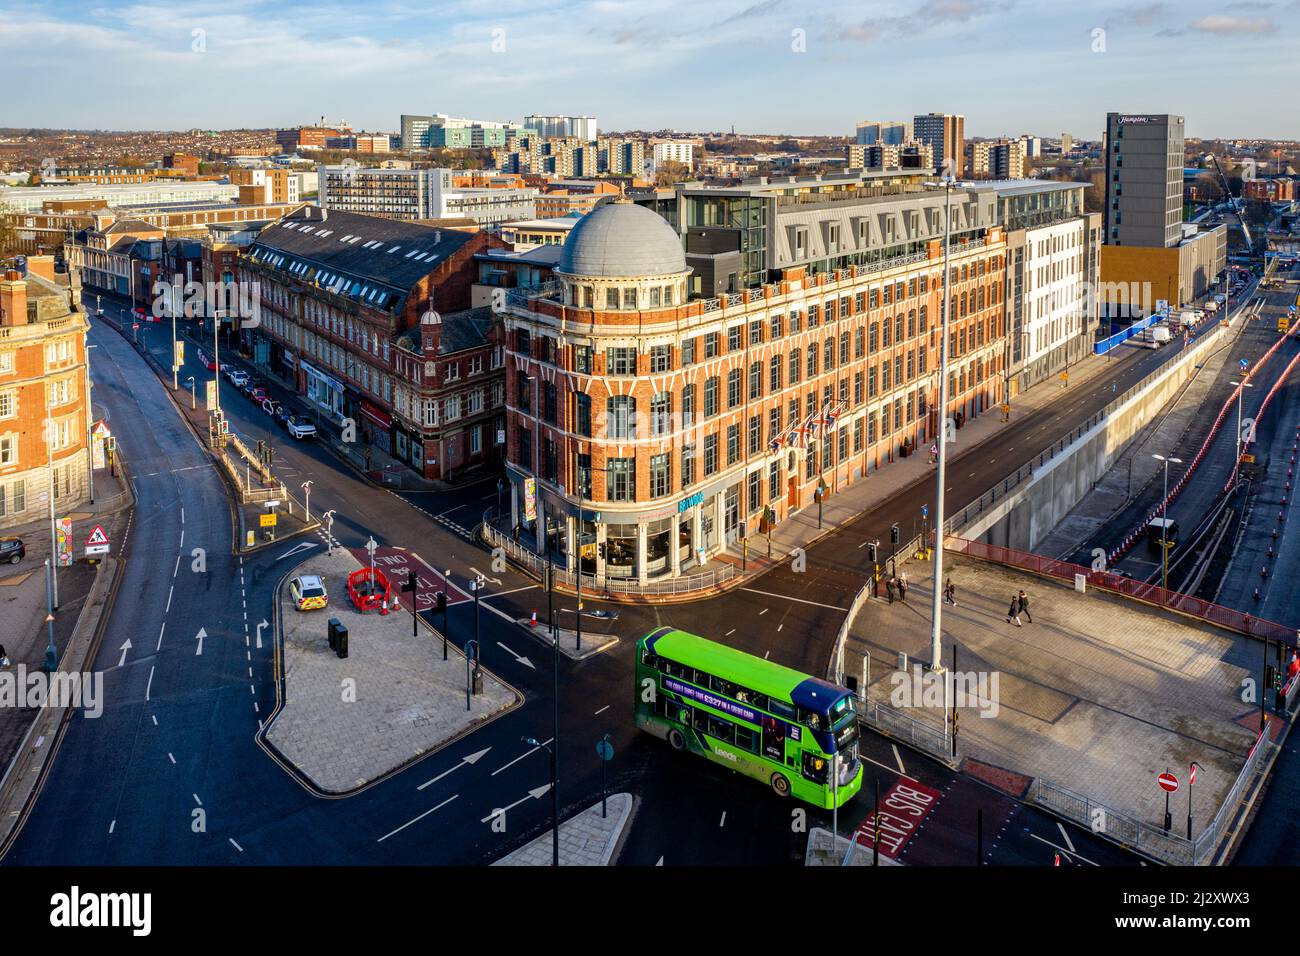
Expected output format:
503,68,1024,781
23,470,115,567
558,201,687,278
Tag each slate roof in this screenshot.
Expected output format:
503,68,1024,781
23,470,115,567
247,208,475,314
394,306,495,357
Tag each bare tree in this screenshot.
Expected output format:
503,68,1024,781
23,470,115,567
655,159,690,187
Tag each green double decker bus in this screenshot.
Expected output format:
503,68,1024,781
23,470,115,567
634,627,863,808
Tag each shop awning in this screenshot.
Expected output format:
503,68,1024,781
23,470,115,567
358,400,392,430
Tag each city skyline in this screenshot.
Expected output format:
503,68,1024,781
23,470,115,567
3,0,1300,139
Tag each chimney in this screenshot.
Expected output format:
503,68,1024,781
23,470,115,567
0,272,27,327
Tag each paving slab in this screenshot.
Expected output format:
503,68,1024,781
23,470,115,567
842,551,1257,831
492,792,632,866
263,546,521,794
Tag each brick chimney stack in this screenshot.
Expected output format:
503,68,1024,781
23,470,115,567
0,271,26,327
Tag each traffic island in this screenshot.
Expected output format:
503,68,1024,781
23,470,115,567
805,828,903,866
511,616,620,661
261,546,521,795
492,793,632,866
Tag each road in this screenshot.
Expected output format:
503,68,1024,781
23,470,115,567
7,286,1205,866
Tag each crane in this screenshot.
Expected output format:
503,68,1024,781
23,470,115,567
1209,154,1253,248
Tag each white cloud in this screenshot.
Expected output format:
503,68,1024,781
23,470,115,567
1189,13,1273,32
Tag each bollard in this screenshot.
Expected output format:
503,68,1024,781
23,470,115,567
1274,528,1280,539
1254,587,1261,601
1262,566,1269,579
1268,547,1275,559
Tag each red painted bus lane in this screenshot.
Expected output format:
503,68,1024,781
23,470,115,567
852,778,942,860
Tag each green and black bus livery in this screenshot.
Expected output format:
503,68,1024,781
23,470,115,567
634,627,863,808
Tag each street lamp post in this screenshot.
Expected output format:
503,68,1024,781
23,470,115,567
524,737,560,866
44,410,59,609
43,558,57,672
465,639,479,712
1152,454,1183,596
928,176,956,671
301,480,313,523
322,510,336,555
84,343,97,504
186,375,196,410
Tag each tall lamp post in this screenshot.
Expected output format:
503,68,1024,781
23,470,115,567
301,480,313,523
523,736,559,866
1152,453,1183,595
322,510,336,555
927,174,956,671
84,342,97,504
186,375,196,410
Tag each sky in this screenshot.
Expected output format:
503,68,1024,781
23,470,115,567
2,0,1299,139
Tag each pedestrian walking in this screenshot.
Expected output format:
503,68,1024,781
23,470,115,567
0,642,8,667
898,571,908,604
1017,589,1033,624
943,579,956,606
1006,594,1022,627
886,577,897,604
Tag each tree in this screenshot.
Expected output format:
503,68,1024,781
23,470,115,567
655,160,690,187
0,203,17,259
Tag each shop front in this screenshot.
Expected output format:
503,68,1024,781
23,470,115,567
357,399,393,456
300,360,345,422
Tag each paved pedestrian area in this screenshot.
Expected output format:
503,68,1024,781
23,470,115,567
805,828,903,866
492,792,632,866
842,552,1257,829
264,546,520,794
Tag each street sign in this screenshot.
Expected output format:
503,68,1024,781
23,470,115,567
85,523,111,557
259,513,277,527
1239,359,1249,371
921,504,928,519
174,340,184,367
1189,764,1198,786
56,516,73,567
206,380,217,408
1157,771,1179,793
596,739,614,761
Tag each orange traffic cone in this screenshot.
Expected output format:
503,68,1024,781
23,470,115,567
530,610,537,628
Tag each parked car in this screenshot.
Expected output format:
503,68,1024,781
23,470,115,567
240,379,260,399
250,387,269,404
275,406,294,429
287,417,317,440
289,574,328,611
0,537,25,565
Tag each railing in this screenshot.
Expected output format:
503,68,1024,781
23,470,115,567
945,537,1298,643
859,694,954,764
481,515,738,598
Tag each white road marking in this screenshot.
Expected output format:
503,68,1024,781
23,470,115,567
777,624,783,632
739,587,847,611
193,794,202,806
594,705,610,716
173,555,180,577
416,748,492,790
378,795,460,842
167,753,176,765
109,820,115,834
720,811,727,827
892,744,905,774
229,838,244,853
145,665,155,701
725,628,736,636
758,608,768,616
249,684,256,695
1057,821,1076,853
156,622,165,651
491,738,554,776
166,586,173,613
480,784,553,822
150,714,157,726
764,651,771,659
178,529,184,549
1025,831,1097,866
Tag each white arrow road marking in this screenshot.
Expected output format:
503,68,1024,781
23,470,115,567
377,795,459,842
117,639,132,668
491,738,554,776
470,567,503,586
256,620,269,649
276,542,318,561
496,642,535,669
417,748,492,790
195,628,206,656
481,784,553,823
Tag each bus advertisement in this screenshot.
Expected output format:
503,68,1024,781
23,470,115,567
635,627,863,808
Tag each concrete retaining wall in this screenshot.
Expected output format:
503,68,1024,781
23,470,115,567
965,323,1233,551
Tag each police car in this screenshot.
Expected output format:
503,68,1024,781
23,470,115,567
289,574,329,611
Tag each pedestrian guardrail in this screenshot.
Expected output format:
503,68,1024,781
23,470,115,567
858,695,954,764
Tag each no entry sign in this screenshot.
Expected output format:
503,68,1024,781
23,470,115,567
1157,771,1179,793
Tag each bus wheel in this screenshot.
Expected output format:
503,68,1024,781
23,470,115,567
668,729,686,752
771,773,791,797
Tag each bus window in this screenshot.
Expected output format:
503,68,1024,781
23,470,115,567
735,726,759,754
707,716,735,744
769,699,796,721
798,706,824,731
801,752,829,784
829,694,856,727
710,675,737,698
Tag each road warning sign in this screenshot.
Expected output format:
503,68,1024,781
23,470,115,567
85,524,111,557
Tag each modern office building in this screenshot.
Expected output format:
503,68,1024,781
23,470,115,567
0,269,92,527
966,181,1101,396
1103,113,1185,248
499,192,1008,586
317,166,537,225
237,207,507,480
524,115,598,141
854,120,912,146
914,113,965,177
399,113,528,151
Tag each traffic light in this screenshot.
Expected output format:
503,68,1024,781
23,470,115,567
435,590,447,613
867,542,878,564
402,569,417,594
890,523,900,546
598,542,607,560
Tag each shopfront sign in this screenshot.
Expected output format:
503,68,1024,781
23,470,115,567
678,492,704,514
524,477,537,523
